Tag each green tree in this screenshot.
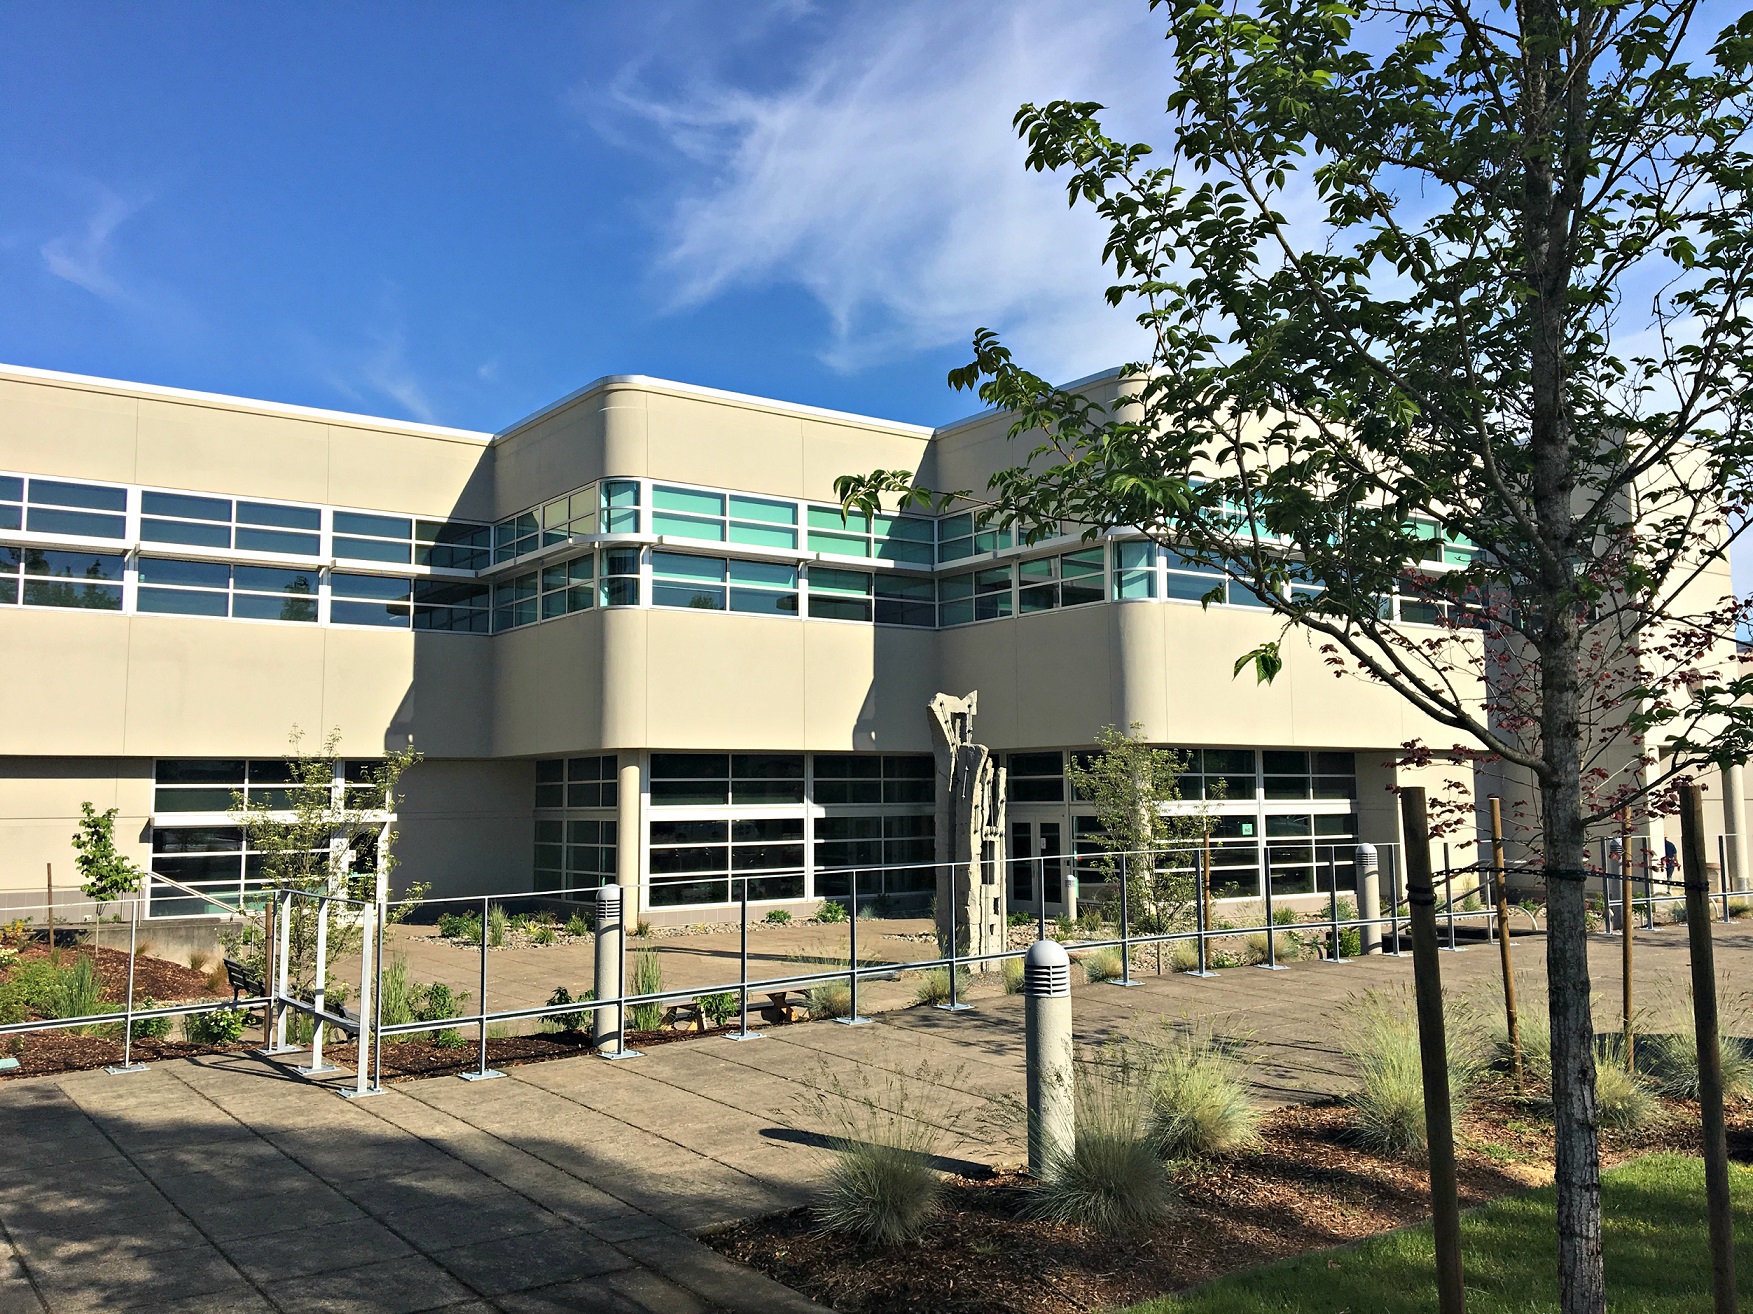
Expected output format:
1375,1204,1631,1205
227,728,424,1008
1066,724,1220,932
71,802,145,907
839,4,1753,1309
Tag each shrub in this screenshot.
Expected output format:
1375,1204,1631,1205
437,911,481,942
1007,911,1034,928
1028,1054,1174,1236
1339,987,1485,1158
1168,939,1202,973
546,985,592,1032
48,956,104,1026
1082,947,1125,983
699,990,738,1026
1,959,70,1021
628,949,664,1031
530,923,557,946
565,912,593,937
378,955,418,1039
1645,1031,1753,1103
187,1008,247,1045
764,909,793,925
1002,957,1026,995
1483,972,1552,1086
1147,1029,1260,1159
1077,905,1105,935
420,982,468,1048
815,900,848,924
912,966,971,1006
1332,899,1363,958
1593,1042,1667,1132
806,1066,948,1247
808,979,853,1019
487,904,509,949
1053,914,1076,941
187,950,211,974
127,997,172,1041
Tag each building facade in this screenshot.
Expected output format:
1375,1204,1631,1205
0,360,1650,923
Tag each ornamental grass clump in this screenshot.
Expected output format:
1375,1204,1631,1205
1081,946,1125,983
1339,987,1486,1159
1638,979,1753,1103
801,1064,955,1247
628,948,664,1031
1481,971,1552,1088
807,978,853,1019
1028,1051,1174,1236
912,966,971,1006
1147,1027,1260,1160
1592,1040,1668,1133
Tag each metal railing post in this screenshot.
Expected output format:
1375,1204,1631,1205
342,897,380,1098
1258,868,1287,971
106,897,147,1075
1037,847,1047,943
460,895,503,1080
1324,849,1349,964
939,860,972,1011
1111,849,1139,987
299,896,337,1076
838,868,870,1026
1443,843,1460,951
1190,850,1216,978
1720,835,1732,922
1388,848,1404,956
728,874,763,1040
273,891,293,1050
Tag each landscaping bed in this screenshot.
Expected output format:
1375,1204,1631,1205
705,1091,1752,1314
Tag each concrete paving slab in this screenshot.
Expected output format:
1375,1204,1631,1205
213,1215,415,1285
428,1227,633,1297
258,1253,475,1314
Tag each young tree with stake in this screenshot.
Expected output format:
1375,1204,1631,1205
840,4,1753,1309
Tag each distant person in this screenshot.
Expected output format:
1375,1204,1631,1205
1664,837,1679,880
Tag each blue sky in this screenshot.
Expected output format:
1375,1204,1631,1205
0,1,1166,434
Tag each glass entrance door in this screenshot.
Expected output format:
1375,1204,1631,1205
1008,819,1065,915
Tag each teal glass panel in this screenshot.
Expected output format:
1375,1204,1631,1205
653,511,726,540
729,522,797,549
875,538,933,565
729,495,796,525
334,511,411,538
809,567,871,596
808,530,869,556
729,559,798,588
653,485,725,517
807,504,868,533
652,552,727,582
876,515,933,542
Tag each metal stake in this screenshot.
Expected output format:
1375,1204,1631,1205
461,895,504,1080
939,860,972,1010
837,869,870,1026
1257,867,1287,971
1109,849,1141,987
1188,850,1217,978
728,875,764,1039
341,898,381,1099
297,897,338,1076
1322,850,1349,964
106,898,147,1075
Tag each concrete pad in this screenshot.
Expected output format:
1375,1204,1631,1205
429,1227,632,1296
381,1195,568,1255
258,1253,474,1314
213,1215,415,1284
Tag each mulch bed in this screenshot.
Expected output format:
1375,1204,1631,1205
705,1090,1753,1314
5,942,224,1003
323,1021,733,1081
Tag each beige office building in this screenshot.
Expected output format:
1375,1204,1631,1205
0,360,1615,923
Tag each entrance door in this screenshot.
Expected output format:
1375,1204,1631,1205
1008,819,1065,915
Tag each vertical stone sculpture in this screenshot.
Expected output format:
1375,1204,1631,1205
931,692,1008,970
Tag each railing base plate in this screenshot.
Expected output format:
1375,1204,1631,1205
725,1030,765,1042
459,1068,505,1082
598,1047,644,1061
834,1016,872,1027
338,1085,385,1099
935,1002,974,1012
105,1063,148,1075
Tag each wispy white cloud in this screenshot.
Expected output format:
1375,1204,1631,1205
591,0,1171,379
40,187,143,302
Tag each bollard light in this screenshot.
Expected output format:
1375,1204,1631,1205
1356,842,1382,956
1024,940,1074,1179
594,885,631,1059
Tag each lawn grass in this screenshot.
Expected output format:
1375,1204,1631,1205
1127,1154,1753,1313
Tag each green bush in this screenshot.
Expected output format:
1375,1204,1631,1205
565,912,593,937
421,982,468,1048
127,997,172,1041
1643,1030,1753,1103
187,1008,247,1045
546,985,592,1032
530,922,557,945
437,911,481,942
0,959,67,1023
1591,1041,1667,1132
808,979,853,1019
1053,914,1076,941
487,904,509,948
912,966,971,1006
698,990,737,1026
1007,911,1034,928
764,909,793,925
1334,898,1363,957
1148,1029,1260,1159
1082,946,1125,983
628,948,664,1031
49,955,104,1024
378,955,418,1036
1002,957,1026,994
1340,987,1485,1159
1029,1056,1174,1236
815,899,848,924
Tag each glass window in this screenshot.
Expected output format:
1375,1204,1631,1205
1162,548,1226,603
807,566,872,622
937,565,1012,625
492,571,539,630
1008,751,1064,802
416,519,491,571
874,574,934,627
540,554,595,620
883,755,934,804
652,485,727,541
813,754,882,805
141,491,232,548
25,478,127,539
234,500,321,556
1113,539,1157,599
1019,547,1105,613
0,476,20,534
733,753,805,804
650,753,730,805
15,548,124,610
730,495,798,549
728,558,799,616
805,504,932,563
333,572,413,627
651,551,726,611
936,510,1012,564
600,547,640,607
603,480,641,534
412,578,490,632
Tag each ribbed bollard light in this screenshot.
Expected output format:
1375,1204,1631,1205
1356,843,1382,956
594,885,624,1058
1024,940,1074,1179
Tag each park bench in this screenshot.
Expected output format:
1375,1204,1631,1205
758,990,802,1025
662,1000,707,1033
223,958,268,1039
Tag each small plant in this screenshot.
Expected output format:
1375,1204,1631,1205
202,962,230,994
1168,939,1202,973
764,909,793,925
1028,1052,1174,1236
546,985,592,1032
803,1064,953,1247
1482,971,1552,1087
633,918,654,938
187,950,211,974
1002,957,1026,994
912,966,971,1006
1147,1028,1260,1159
1331,899,1362,958
378,955,419,1039
187,1008,247,1045
815,899,848,924
437,911,482,942
49,956,104,1026
807,979,853,1019
421,982,468,1047
1077,905,1105,935
127,997,172,1041
628,948,664,1031
1082,946,1125,983
1593,1040,1667,1132
1339,987,1486,1158
1053,914,1076,941
72,801,147,907
1007,910,1034,928
565,912,593,937
487,903,509,949
698,990,738,1026
530,923,557,946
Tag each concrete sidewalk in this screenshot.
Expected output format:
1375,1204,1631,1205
3,924,1744,1313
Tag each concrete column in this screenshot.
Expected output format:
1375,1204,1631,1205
616,754,643,922
1356,842,1382,955
1725,762,1750,892
594,885,624,1056
1024,940,1074,1178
